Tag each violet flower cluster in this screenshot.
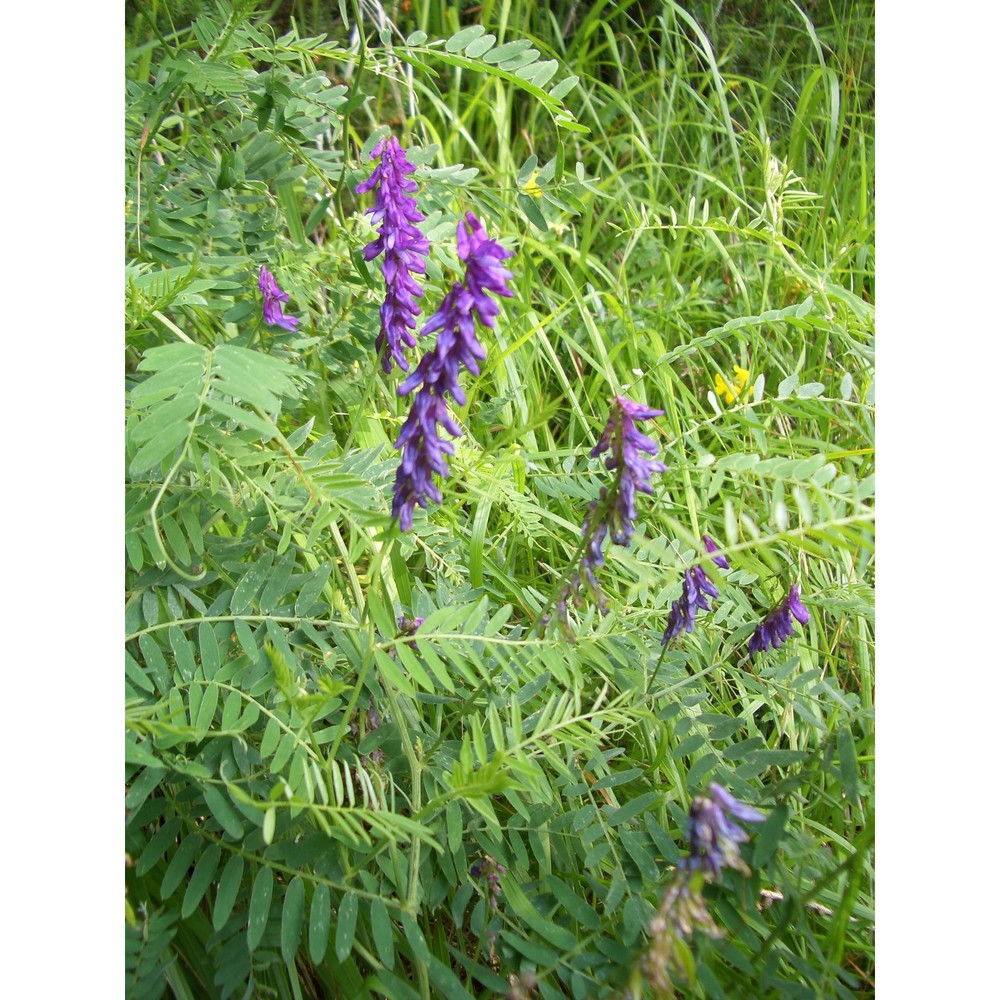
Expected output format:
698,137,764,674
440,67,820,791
355,136,430,373
470,855,506,910
592,397,668,546
259,265,299,331
680,783,765,879
748,584,810,659
661,535,729,645
554,397,666,633
391,213,514,531
640,784,764,994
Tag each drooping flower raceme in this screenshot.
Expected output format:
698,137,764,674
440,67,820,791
748,583,810,659
681,783,765,879
259,266,299,331
640,783,764,993
355,136,430,373
391,213,514,531
554,396,666,633
661,535,729,645
591,397,668,546
661,566,719,644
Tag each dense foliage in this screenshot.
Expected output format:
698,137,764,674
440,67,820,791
125,1,874,997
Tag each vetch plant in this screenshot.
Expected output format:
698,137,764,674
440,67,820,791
555,396,666,632
391,212,514,530
635,786,765,998
748,583,810,659
258,265,299,331
661,536,728,644
355,135,430,373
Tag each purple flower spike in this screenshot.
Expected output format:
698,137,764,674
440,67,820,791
661,566,718,644
703,534,730,569
681,784,765,879
748,584,810,659
355,136,430,373
259,266,299,331
391,214,514,531
591,396,667,547
554,397,666,636
660,535,729,645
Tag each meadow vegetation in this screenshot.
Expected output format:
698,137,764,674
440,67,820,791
125,1,874,996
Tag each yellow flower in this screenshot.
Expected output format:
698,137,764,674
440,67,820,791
521,171,543,198
714,365,750,405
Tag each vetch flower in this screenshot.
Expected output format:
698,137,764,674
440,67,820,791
259,265,299,331
591,396,667,546
637,784,764,994
554,396,666,635
391,214,514,530
703,534,730,569
470,855,506,910
681,783,765,879
355,135,430,373
661,537,727,645
748,583,810,659
714,364,750,405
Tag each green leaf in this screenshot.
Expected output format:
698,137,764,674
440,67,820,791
838,726,860,805
129,420,190,476
168,626,198,682
126,766,164,811
334,890,359,962
220,689,242,730
606,790,659,827
260,716,282,758
294,563,332,615
182,843,222,917
777,373,800,397
213,855,245,930
399,911,429,963
202,783,245,839
198,622,220,678
135,817,182,876
465,33,496,58
161,834,202,900
262,807,277,845
194,682,220,733
280,876,306,963
308,882,331,964
549,75,579,100
247,866,274,951
445,24,485,52
369,897,395,970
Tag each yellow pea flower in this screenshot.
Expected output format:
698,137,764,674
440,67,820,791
714,365,751,405
521,170,543,198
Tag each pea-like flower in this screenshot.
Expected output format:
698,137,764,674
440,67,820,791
681,783,765,879
553,397,666,635
259,265,299,331
391,214,514,531
591,396,668,546
748,584,810,659
661,566,719,644
714,364,750,405
703,534,730,569
355,135,430,373
661,535,729,645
